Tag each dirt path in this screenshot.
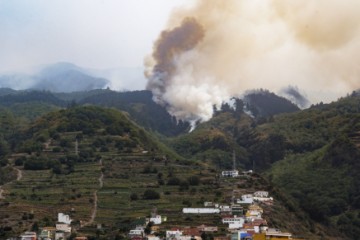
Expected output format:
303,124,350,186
0,187,4,199
83,160,104,227
16,168,22,181
0,167,23,200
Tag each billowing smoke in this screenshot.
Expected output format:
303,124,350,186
146,0,360,122
280,86,310,109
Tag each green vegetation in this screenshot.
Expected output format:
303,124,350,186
1,89,360,239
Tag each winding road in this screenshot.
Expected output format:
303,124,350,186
83,160,104,227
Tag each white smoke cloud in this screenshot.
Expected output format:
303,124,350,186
146,0,360,122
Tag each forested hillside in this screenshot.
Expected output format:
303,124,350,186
0,88,359,238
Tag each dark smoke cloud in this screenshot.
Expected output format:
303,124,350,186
145,17,205,105
281,86,310,108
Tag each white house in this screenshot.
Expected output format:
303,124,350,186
222,216,245,229
245,209,262,220
56,223,71,233
58,213,72,224
221,170,239,177
166,229,183,240
204,202,214,207
219,205,231,212
254,191,269,198
129,226,145,237
20,232,37,240
197,224,218,232
55,231,66,240
182,208,220,214
253,196,273,203
237,194,254,204
149,215,162,225
266,229,292,239
147,235,161,240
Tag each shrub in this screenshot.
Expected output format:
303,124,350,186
130,193,138,201
167,177,181,185
187,176,200,186
143,190,160,200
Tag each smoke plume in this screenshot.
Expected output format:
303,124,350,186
146,0,360,122
280,86,310,109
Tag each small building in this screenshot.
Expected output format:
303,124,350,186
58,213,72,224
242,219,268,234
242,170,253,175
55,231,66,240
221,170,239,178
182,208,220,214
149,215,162,225
254,191,269,198
20,232,37,240
214,236,230,240
231,204,243,215
231,231,252,240
182,227,201,237
253,229,292,240
237,194,254,204
197,224,218,232
204,202,215,207
245,209,262,220
219,205,231,213
166,229,183,240
147,235,161,240
74,237,88,240
56,223,71,233
38,227,56,240
129,226,145,237
222,216,245,229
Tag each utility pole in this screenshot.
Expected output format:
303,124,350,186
233,150,236,171
75,139,79,156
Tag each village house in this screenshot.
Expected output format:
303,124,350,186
58,213,72,224
182,208,220,214
148,215,163,225
74,237,88,240
253,191,269,198
237,194,254,204
182,226,201,237
20,231,37,240
222,215,245,229
55,212,72,239
38,227,56,240
241,219,268,234
221,170,239,178
252,228,293,240
230,204,243,215
245,210,262,220
214,236,230,240
204,201,215,207
219,205,232,213
231,231,252,240
166,229,183,240
253,191,273,204
197,224,218,233
55,230,66,240
129,226,145,238
56,222,71,233
147,234,161,240
241,170,253,175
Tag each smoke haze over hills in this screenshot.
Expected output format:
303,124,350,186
146,0,360,122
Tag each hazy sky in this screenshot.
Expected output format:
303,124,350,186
0,0,190,73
